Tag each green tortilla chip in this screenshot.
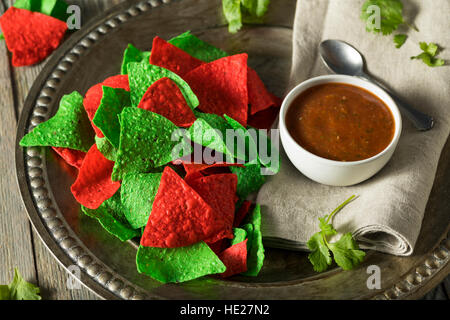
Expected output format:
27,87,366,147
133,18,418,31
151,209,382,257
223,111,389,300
20,91,94,152
225,114,280,172
189,112,234,160
81,191,140,242
241,204,264,276
224,114,259,164
241,223,254,261
111,107,191,181
13,0,40,11
247,123,281,175
120,43,151,75
92,86,130,148
241,223,254,243
194,111,231,134
168,31,228,63
95,136,116,161
230,163,267,199
14,0,69,21
127,62,199,109
121,172,163,229
230,228,247,246
136,242,226,283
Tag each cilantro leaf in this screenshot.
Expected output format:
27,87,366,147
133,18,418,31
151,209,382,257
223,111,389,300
306,196,365,273
419,42,439,56
307,232,332,272
411,42,445,67
328,233,366,271
411,53,445,67
0,34,4,41
361,0,404,35
222,0,242,33
241,0,270,19
393,34,407,48
0,268,41,300
318,216,337,236
222,0,271,33
0,285,10,300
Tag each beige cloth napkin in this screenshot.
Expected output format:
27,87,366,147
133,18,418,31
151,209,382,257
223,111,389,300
257,0,450,256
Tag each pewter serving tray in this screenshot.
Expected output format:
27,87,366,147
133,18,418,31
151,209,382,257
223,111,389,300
15,0,449,300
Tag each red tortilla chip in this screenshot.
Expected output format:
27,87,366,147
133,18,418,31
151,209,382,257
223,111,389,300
208,239,228,255
183,162,243,183
52,147,86,169
83,75,130,137
137,77,196,127
248,105,281,131
183,169,204,185
0,7,67,67
184,54,249,126
218,239,248,278
140,166,230,248
234,200,252,227
71,144,120,209
270,92,283,107
187,174,237,243
247,68,281,115
101,75,131,90
149,36,204,77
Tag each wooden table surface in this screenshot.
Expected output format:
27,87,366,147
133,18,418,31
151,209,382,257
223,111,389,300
0,0,447,300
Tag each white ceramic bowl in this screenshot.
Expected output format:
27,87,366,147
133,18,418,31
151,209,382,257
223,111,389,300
279,75,402,187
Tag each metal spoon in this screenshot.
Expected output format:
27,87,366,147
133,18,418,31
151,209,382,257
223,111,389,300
319,39,434,131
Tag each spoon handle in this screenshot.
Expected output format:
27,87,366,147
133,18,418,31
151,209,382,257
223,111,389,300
358,73,434,131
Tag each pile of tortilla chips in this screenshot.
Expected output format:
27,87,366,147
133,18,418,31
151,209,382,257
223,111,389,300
0,0,70,66
20,31,281,283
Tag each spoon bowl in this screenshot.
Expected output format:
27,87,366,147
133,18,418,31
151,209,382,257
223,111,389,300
319,40,365,76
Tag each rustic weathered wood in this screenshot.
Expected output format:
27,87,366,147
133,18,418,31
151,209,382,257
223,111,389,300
30,0,124,300
0,0,38,291
1,0,124,300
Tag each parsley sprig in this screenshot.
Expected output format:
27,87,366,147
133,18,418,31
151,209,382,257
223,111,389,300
411,42,445,67
307,196,366,273
393,34,407,48
361,0,409,36
222,0,270,33
361,0,445,66
0,268,41,300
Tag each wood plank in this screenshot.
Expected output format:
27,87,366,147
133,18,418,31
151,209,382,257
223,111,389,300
0,0,37,289
1,0,123,299
26,1,124,299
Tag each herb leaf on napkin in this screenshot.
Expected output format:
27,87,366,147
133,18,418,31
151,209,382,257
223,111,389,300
361,0,405,35
328,233,366,271
411,42,445,67
393,34,407,48
307,196,366,273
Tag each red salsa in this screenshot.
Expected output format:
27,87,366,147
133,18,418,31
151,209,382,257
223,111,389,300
286,83,395,162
